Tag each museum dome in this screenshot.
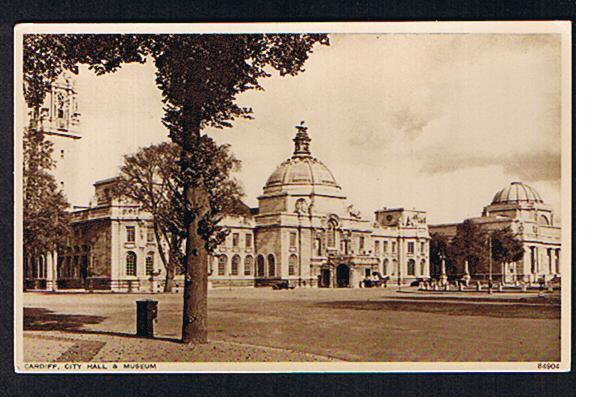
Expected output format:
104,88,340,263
263,123,341,193
491,181,544,205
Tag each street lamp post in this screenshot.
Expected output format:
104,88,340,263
439,250,447,283
488,235,493,294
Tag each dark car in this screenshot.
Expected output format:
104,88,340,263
272,280,295,290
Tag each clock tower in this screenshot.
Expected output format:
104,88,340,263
37,72,82,204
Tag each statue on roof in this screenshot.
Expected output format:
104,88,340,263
293,121,311,157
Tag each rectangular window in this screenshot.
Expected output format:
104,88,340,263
407,241,415,254
383,241,388,254
245,233,253,248
420,241,425,254
232,232,239,247
315,238,322,256
359,236,365,252
374,240,380,255
146,229,155,243
392,241,397,253
126,226,135,242
290,232,297,248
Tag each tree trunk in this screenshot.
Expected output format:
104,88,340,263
153,225,174,292
163,264,176,293
179,105,210,345
181,184,210,344
163,234,181,293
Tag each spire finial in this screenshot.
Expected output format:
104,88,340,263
293,121,311,157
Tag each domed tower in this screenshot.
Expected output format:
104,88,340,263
482,181,554,226
254,123,364,286
480,181,561,283
258,122,347,216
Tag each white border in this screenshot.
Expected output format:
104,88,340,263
14,21,572,374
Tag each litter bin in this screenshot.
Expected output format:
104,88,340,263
136,299,158,338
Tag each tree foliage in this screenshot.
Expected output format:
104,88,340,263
491,227,524,264
113,139,245,291
22,124,71,259
450,220,489,274
429,232,450,261
450,220,525,277
429,232,455,275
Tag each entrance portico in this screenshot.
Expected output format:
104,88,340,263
318,255,378,288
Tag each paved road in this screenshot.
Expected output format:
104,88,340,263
22,288,561,362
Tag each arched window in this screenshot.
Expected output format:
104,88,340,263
407,259,416,276
538,214,551,225
268,254,276,277
231,255,241,276
256,255,265,277
327,220,337,248
126,252,137,276
244,255,254,276
145,252,154,275
218,255,227,276
383,259,389,276
420,259,426,276
288,254,298,276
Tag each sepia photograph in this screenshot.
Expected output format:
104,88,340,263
14,21,572,373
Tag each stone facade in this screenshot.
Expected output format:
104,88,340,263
429,181,561,283
25,124,431,292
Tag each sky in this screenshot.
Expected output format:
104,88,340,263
65,33,562,225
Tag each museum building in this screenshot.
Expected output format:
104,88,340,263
428,181,562,283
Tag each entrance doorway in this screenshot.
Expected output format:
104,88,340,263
320,269,331,288
336,264,350,288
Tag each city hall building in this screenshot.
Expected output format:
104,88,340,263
42,125,430,292
429,181,562,284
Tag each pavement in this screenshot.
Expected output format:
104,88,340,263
22,287,561,363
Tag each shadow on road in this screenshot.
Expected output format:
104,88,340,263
23,307,181,343
24,307,106,331
314,300,560,319
384,294,561,304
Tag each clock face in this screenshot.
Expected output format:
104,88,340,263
386,215,393,222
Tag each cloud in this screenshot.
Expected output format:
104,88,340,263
389,105,442,140
420,151,561,183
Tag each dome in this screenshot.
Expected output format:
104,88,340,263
263,123,341,193
265,157,340,189
491,182,544,205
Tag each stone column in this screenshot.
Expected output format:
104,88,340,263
46,249,58,291
440,258,447,284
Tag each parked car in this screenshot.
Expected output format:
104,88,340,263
272,280,295,290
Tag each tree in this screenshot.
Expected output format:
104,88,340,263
429,232,453,277
145,34,329,344
450,219,489,276
22,121,71,280
113,140,244,292
491,227,524,267
23,33,328,344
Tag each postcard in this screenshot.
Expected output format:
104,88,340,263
14,21,572,373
